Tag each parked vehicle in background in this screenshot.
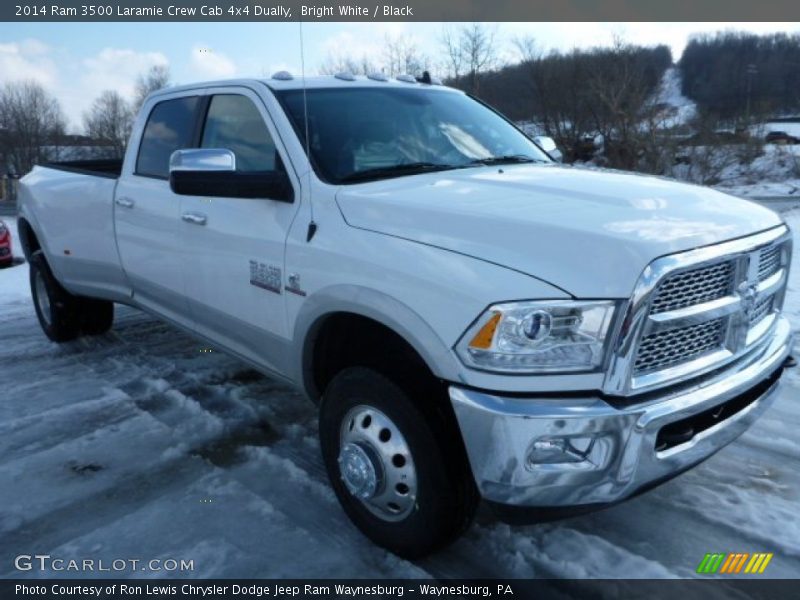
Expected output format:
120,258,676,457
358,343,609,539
15,75,796,558
765,131,800,145
0,220,13,267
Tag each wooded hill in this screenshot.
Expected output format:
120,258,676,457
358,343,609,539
449,31,800,168
680,32,800,120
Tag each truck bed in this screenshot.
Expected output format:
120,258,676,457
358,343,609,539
43,159,123,179
19,160,128,299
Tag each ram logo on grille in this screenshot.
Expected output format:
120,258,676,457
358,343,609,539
738,281,759,320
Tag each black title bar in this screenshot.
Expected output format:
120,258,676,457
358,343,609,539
3,579,798,600
4,0,800,22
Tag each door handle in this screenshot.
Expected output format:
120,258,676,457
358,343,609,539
115,196,134,208
181,212,207,225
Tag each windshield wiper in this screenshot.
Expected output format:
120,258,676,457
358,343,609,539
339,162,458,183
467,154,542,166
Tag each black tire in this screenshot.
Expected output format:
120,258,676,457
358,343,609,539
80,298,114,335
29,250,81,342
320,367,479,558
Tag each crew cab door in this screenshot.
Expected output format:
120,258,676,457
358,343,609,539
177,89,301,374
115,93,204,326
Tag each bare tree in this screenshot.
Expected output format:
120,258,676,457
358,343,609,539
578,38,677,172
513,35,540,65
440,24,499,94
83,90,133,157
485,39,672,168
440,26,464,80
0,80,66,175
584,38,656,169
460,24,499,94
318,35,428,78
133,64,171,112
383,34,428,76
318,53,376,76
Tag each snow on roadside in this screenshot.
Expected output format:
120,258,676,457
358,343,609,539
465,523,680,579
4,216,23,257
0,217,29,305
719,179,800,200
667,142,800,200
653,67,697,128
713,145,800,199
779,209,800,330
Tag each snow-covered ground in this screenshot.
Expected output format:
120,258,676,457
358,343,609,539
653,67,697,128
649,68,800,200
712,145,800,200
666,143,800,200
1,213,800,580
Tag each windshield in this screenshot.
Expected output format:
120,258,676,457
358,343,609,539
276,87,551,184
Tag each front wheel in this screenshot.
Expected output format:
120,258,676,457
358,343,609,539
319,367,478,558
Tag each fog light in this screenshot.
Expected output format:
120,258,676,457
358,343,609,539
527,435,596,465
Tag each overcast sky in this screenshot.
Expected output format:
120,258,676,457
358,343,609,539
1,21,798,132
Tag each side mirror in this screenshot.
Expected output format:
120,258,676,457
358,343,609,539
170,148,236,172
169,148,293,202
533,135,563,163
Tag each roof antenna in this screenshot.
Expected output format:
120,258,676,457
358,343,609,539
299,21,317,242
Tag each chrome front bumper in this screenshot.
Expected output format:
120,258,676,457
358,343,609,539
449,316,793,508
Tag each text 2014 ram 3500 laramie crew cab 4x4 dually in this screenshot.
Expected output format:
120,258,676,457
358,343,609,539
17,74,794,557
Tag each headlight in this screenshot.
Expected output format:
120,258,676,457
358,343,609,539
456,300,617,373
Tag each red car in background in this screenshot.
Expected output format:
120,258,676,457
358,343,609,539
0,219,12,267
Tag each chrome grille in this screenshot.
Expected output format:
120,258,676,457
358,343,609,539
615,228,791,391
750,296,773,325
650,261,734,314
635,318,727,374
758,245,781,282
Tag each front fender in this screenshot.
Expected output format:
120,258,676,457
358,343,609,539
291,284,461,400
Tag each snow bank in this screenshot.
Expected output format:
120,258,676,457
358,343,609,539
0,217,29,305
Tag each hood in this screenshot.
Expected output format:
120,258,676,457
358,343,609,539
335,164,784,298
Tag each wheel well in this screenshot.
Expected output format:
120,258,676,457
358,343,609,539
307,313,442,404
17,218,40,260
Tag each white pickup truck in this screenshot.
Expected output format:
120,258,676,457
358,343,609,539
18,74,794,557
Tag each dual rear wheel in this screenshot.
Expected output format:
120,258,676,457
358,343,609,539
29,250,114,342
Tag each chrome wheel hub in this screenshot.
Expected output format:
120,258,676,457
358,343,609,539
338,405,417,522
339,442,381,499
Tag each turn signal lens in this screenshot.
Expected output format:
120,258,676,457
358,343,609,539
468,312,502,349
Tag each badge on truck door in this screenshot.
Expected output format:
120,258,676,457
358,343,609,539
249,260,281,294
